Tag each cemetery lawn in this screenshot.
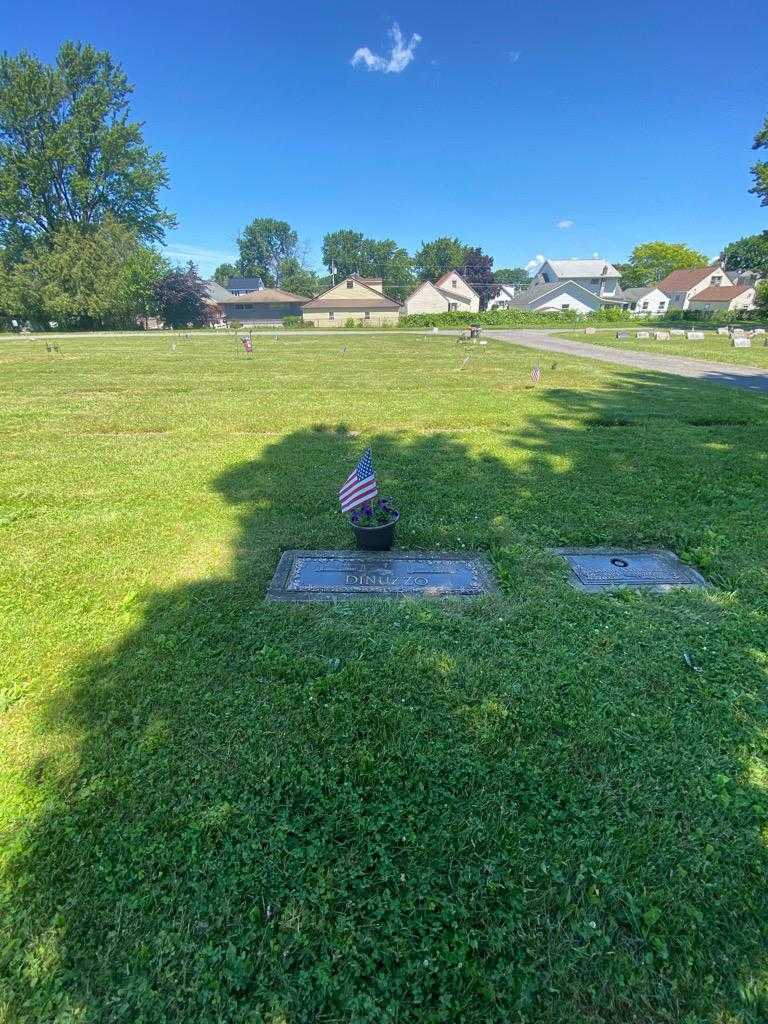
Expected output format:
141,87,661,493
2,331,768,1023
560,327,768,367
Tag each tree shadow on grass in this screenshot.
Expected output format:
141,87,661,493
2,374,768,1023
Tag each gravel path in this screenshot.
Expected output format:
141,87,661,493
487,329,768,395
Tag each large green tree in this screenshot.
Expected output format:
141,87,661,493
212,262,238,287
721,233,768,275
321,229,366,279
277,257,320,297
0,42,175,250
321,229,414,295
236,218,298,286
413,237,467,282
620,241,708,288
751,114,768,207
4,217,167,327
494,267,531,287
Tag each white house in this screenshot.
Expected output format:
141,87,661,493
657,265,734,310
487,284,517,310
687,284,756,313
536,259,623,298
402,271,480,314
623,286,669,315
507,280,617,314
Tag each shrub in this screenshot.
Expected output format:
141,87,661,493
282,315,303,328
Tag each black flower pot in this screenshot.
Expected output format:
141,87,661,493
349,511,399,551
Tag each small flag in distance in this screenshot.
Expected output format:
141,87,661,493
339,448,378,513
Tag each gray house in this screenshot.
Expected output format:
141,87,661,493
218,287,310,325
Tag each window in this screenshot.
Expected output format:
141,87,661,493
561,303,570,310
346,279,353,288
364,311,370,320
711,275,722,286
641,301,649,310
659,301,666,310
451,279,457,288
329,311,335,320
448,302,458,311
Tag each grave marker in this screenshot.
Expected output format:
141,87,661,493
732,337,751,348
267,550,499,602
555,548,708,593
654,331,670,339
686,331,705,340
636,331,650,339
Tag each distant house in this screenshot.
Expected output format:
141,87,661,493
487,284,518,310
623,286,669,315
302,275,401,327
218,287,310,325
203,280,235,324
536,260,623,298
508,280,626,314
402,270,480,314
226,276,265,295
657,266,733,310
687,284,756,313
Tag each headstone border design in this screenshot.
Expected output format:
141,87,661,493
266,549,499,602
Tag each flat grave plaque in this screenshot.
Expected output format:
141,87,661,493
555,548,708,593
267,550,499,602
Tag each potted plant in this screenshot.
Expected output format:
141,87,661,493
348,496,399,551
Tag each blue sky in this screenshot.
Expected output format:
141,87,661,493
6,0,768,276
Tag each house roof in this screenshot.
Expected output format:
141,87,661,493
690,284,753,302
204,280,235,303
434,270,480,299
622,286,662,300
508,280,626,309
658,266,724,295
436,287,473,305
227,276,264,291
303,277,401,310
545,259,621,279
221,287,310,304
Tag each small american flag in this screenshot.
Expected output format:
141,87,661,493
531,364,541,384
339,448,378,513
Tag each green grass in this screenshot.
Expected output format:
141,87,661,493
560,327,768,367
1,332,768,1023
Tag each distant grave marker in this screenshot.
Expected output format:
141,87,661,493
555,548,708,593
686,331,705,340
654,331,669,339
732,337,751,348
636,331,650,339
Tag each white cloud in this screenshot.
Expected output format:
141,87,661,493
592,251,600,258
508,51,521,63
525,254,546,273
351,23,422,74
557,219,575,229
